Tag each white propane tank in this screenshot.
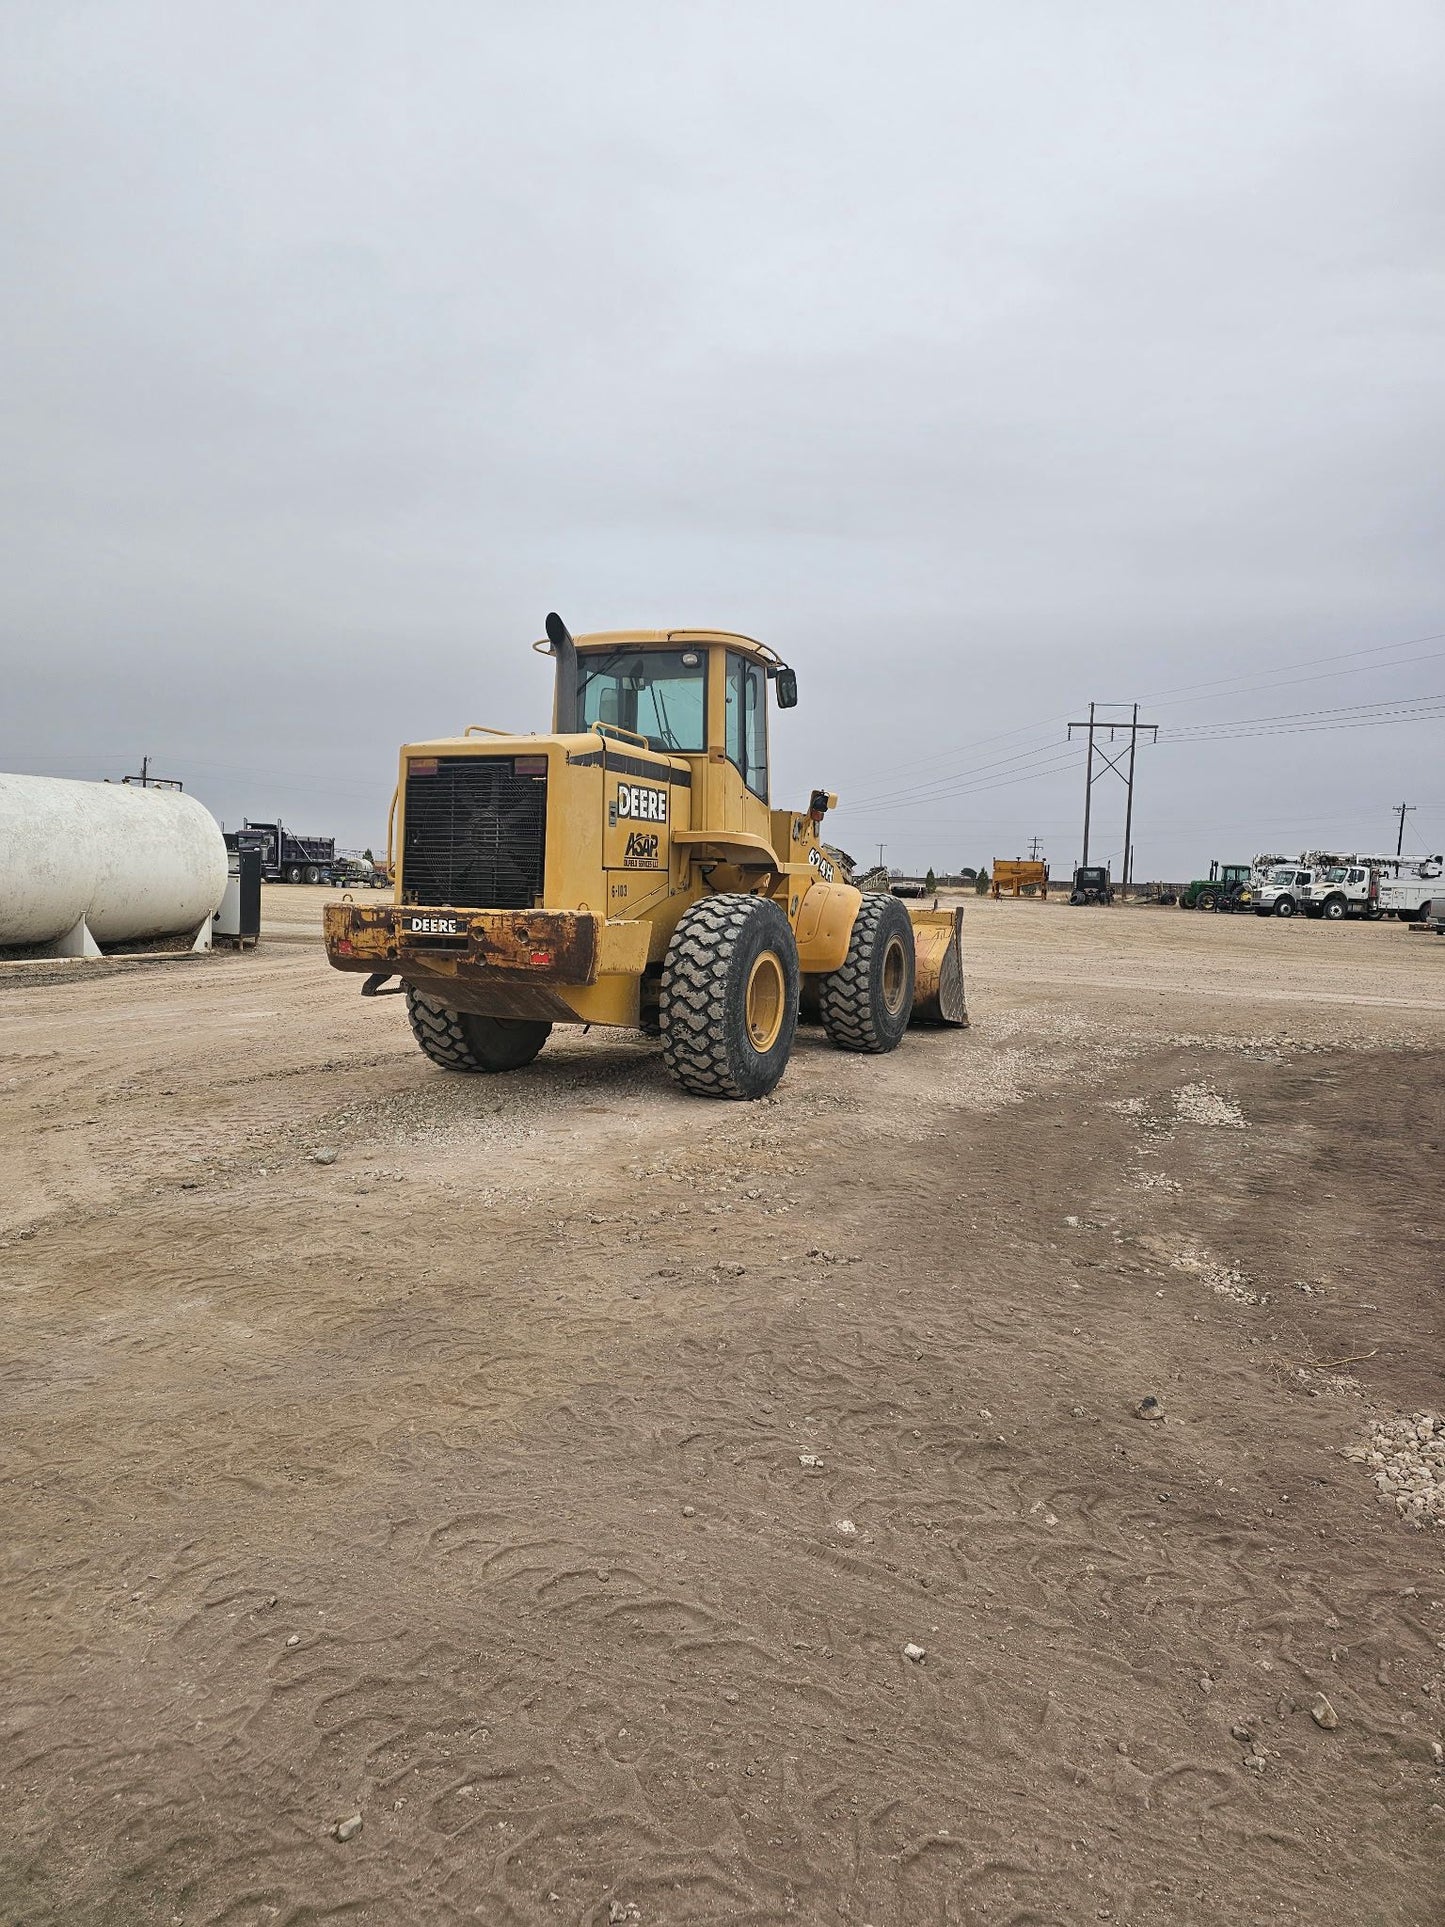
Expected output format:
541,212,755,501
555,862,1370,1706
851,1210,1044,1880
0,773,229,950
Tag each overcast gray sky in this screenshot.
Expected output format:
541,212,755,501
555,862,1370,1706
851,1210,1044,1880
3,0,1442,876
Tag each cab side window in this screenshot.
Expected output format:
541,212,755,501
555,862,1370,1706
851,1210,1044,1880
725,653,769,801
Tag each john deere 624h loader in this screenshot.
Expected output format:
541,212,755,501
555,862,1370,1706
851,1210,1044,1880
324,617,967,1099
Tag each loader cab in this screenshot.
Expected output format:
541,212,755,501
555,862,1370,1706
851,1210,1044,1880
561,628,795,812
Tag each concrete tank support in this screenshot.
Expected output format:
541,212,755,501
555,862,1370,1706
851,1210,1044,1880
0,773,228,954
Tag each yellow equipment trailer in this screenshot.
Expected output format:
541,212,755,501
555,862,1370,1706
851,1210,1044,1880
991,858,1049,899
325,617,967,1099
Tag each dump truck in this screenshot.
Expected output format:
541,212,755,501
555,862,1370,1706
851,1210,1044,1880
227,820,337,885
1179,861,1251,911
323,617,968,1099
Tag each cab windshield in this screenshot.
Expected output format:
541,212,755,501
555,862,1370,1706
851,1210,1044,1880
577,648,706,753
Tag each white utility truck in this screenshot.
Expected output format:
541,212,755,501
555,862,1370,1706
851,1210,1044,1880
1249,863,1316,918
1378,859,1445,924
1298,861,1384,921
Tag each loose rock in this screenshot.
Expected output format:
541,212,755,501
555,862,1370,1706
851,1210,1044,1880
1134,1396,1164,1422
903,1642,926,1663
312,1148,339,1166
1310,1693,1339,1730
333,1813,363,1842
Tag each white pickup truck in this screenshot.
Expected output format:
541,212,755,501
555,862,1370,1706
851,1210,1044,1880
1378,860,1445,924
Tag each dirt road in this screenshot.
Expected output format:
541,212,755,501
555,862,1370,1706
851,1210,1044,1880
3,893,1443,1926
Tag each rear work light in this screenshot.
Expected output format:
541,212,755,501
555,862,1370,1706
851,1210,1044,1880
409,757,439,776
513,755,547,776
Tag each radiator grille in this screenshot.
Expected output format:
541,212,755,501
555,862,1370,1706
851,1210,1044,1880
402,757,547,909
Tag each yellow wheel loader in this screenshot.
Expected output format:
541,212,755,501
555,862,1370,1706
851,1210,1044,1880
324,617,967,1099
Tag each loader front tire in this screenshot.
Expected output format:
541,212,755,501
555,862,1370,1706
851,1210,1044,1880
819,892,915,1053
660,894,800,1099
404,986,550,1073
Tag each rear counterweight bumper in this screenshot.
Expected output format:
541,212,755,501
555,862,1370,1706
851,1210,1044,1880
324,903,652,1023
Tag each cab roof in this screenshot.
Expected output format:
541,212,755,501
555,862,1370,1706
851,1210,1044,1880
534,628,784,669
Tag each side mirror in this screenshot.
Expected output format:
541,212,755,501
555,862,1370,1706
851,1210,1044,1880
774,665,798,709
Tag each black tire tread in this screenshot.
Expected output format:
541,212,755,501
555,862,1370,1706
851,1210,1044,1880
818,892,914,1053
406,986,486,1069
404,987,551,1073
660,894,797,1099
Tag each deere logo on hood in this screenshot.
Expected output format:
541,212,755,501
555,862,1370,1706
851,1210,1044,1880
616,783,668,823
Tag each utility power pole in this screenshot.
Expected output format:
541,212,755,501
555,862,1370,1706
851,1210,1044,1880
1067,704,1158,889
1392,802,1415,859
1028,835,1043,861
120,755,183,791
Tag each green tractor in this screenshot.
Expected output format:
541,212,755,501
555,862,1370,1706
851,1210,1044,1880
1179,861,1252,912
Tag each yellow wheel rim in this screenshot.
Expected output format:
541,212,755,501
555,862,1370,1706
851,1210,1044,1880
881,934,909,1014
745,951,786,1053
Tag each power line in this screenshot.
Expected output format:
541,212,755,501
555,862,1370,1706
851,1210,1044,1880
840,623,1445,813
1167,691,1445,739
850,737,1090,811
1167,710,1445,745
1139,627,1445,708
847,739,1086,809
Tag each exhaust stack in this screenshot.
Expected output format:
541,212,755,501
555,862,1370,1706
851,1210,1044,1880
545,611,580,734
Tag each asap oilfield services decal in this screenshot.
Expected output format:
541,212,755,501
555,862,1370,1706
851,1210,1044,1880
610,780,668,869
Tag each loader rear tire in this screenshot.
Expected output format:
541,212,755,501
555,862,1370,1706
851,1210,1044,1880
819,892,915,1053
404,986,550,1073
660,894,799,1099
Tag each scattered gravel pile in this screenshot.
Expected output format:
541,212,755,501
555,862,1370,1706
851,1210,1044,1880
1345,1414,1445,1528
1173,1081,1246,1129
1169,1241,1266,1306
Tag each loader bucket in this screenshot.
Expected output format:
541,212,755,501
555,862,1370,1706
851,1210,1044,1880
907,905,969,1026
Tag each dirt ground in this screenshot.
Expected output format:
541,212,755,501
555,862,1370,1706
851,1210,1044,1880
2,890,1443,1927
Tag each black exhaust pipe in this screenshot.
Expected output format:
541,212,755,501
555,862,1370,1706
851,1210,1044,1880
545,611,579,734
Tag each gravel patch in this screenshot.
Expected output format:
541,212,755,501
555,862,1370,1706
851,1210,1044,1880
1346,1414,1445,1528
